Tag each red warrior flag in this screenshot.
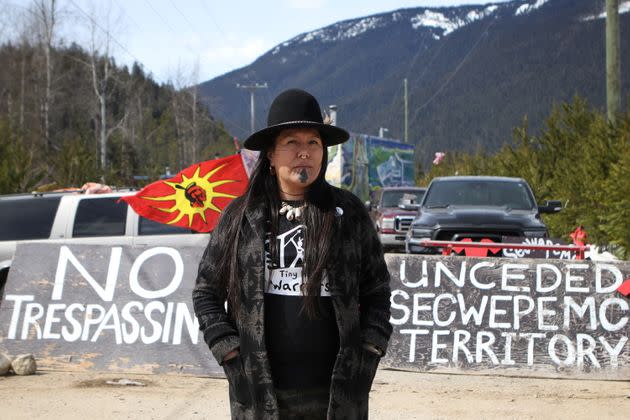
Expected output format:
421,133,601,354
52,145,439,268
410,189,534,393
121,154,249,232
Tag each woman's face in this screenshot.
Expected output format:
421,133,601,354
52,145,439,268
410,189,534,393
267,128,324,198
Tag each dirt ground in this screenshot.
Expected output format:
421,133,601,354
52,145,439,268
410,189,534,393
1,368,629,419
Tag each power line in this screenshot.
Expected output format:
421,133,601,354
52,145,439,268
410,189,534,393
410,19,496,125
168,0,199,33
164,0,211,70
198,0,228,41
141,0,178,35
112,0,145,33
150,0,212,60
145,0,216,83
197,0,273,128
67,0,142,64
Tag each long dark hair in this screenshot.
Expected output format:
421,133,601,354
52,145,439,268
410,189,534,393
216,140,335,319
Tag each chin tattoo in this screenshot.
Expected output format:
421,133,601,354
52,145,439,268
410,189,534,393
299,169,308,183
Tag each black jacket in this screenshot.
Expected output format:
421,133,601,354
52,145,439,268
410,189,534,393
193,187,392,419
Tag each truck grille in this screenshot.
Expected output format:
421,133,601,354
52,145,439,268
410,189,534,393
395,216,414,233
436,230,521,241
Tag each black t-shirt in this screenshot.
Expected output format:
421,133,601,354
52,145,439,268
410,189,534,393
264,210,339,390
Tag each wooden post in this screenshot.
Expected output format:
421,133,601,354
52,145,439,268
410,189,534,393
606,0,621,123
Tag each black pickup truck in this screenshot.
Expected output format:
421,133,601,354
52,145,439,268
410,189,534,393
405,176,561,254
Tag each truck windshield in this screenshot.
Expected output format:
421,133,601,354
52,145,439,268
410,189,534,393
381,189,425,208
424,180,535,210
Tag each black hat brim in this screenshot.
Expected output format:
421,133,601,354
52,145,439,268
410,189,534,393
243,121,350,151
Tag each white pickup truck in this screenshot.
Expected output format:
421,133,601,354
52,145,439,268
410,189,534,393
0,191,210,294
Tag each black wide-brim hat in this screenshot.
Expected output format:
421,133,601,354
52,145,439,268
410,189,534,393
243,88,350,151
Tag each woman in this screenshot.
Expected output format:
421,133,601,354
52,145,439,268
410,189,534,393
193,88,392,419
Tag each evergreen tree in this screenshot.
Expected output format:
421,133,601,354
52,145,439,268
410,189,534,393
601,113,630,258
0,118,45,193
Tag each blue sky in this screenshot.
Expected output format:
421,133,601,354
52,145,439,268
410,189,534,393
3,0,514,83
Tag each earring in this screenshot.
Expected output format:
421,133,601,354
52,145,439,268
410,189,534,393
269,166,276,175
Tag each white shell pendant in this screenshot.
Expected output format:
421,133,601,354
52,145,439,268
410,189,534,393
280,202,306,222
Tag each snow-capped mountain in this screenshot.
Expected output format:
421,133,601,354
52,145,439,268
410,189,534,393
198,0,629,163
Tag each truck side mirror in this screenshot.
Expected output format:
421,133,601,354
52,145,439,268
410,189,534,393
538,200,562,214
398,193,420,211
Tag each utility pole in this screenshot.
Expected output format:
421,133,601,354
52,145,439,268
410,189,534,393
404,78,409,143
237,82,268,133
606,0,621,123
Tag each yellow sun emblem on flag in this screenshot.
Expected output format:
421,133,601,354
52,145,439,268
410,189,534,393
143,164,238,227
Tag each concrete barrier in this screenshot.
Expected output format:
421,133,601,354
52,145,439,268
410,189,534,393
382,254,630,380
0,243,221,376
2,244,629,380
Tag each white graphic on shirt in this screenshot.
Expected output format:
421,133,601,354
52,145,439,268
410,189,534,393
264,224,330,296
278,225,304,268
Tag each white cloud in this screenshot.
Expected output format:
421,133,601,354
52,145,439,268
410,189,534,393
126,32,271,82
141,30,271,79
202,38,270,62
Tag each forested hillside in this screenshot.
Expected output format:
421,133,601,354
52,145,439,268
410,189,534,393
0,39,233,193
